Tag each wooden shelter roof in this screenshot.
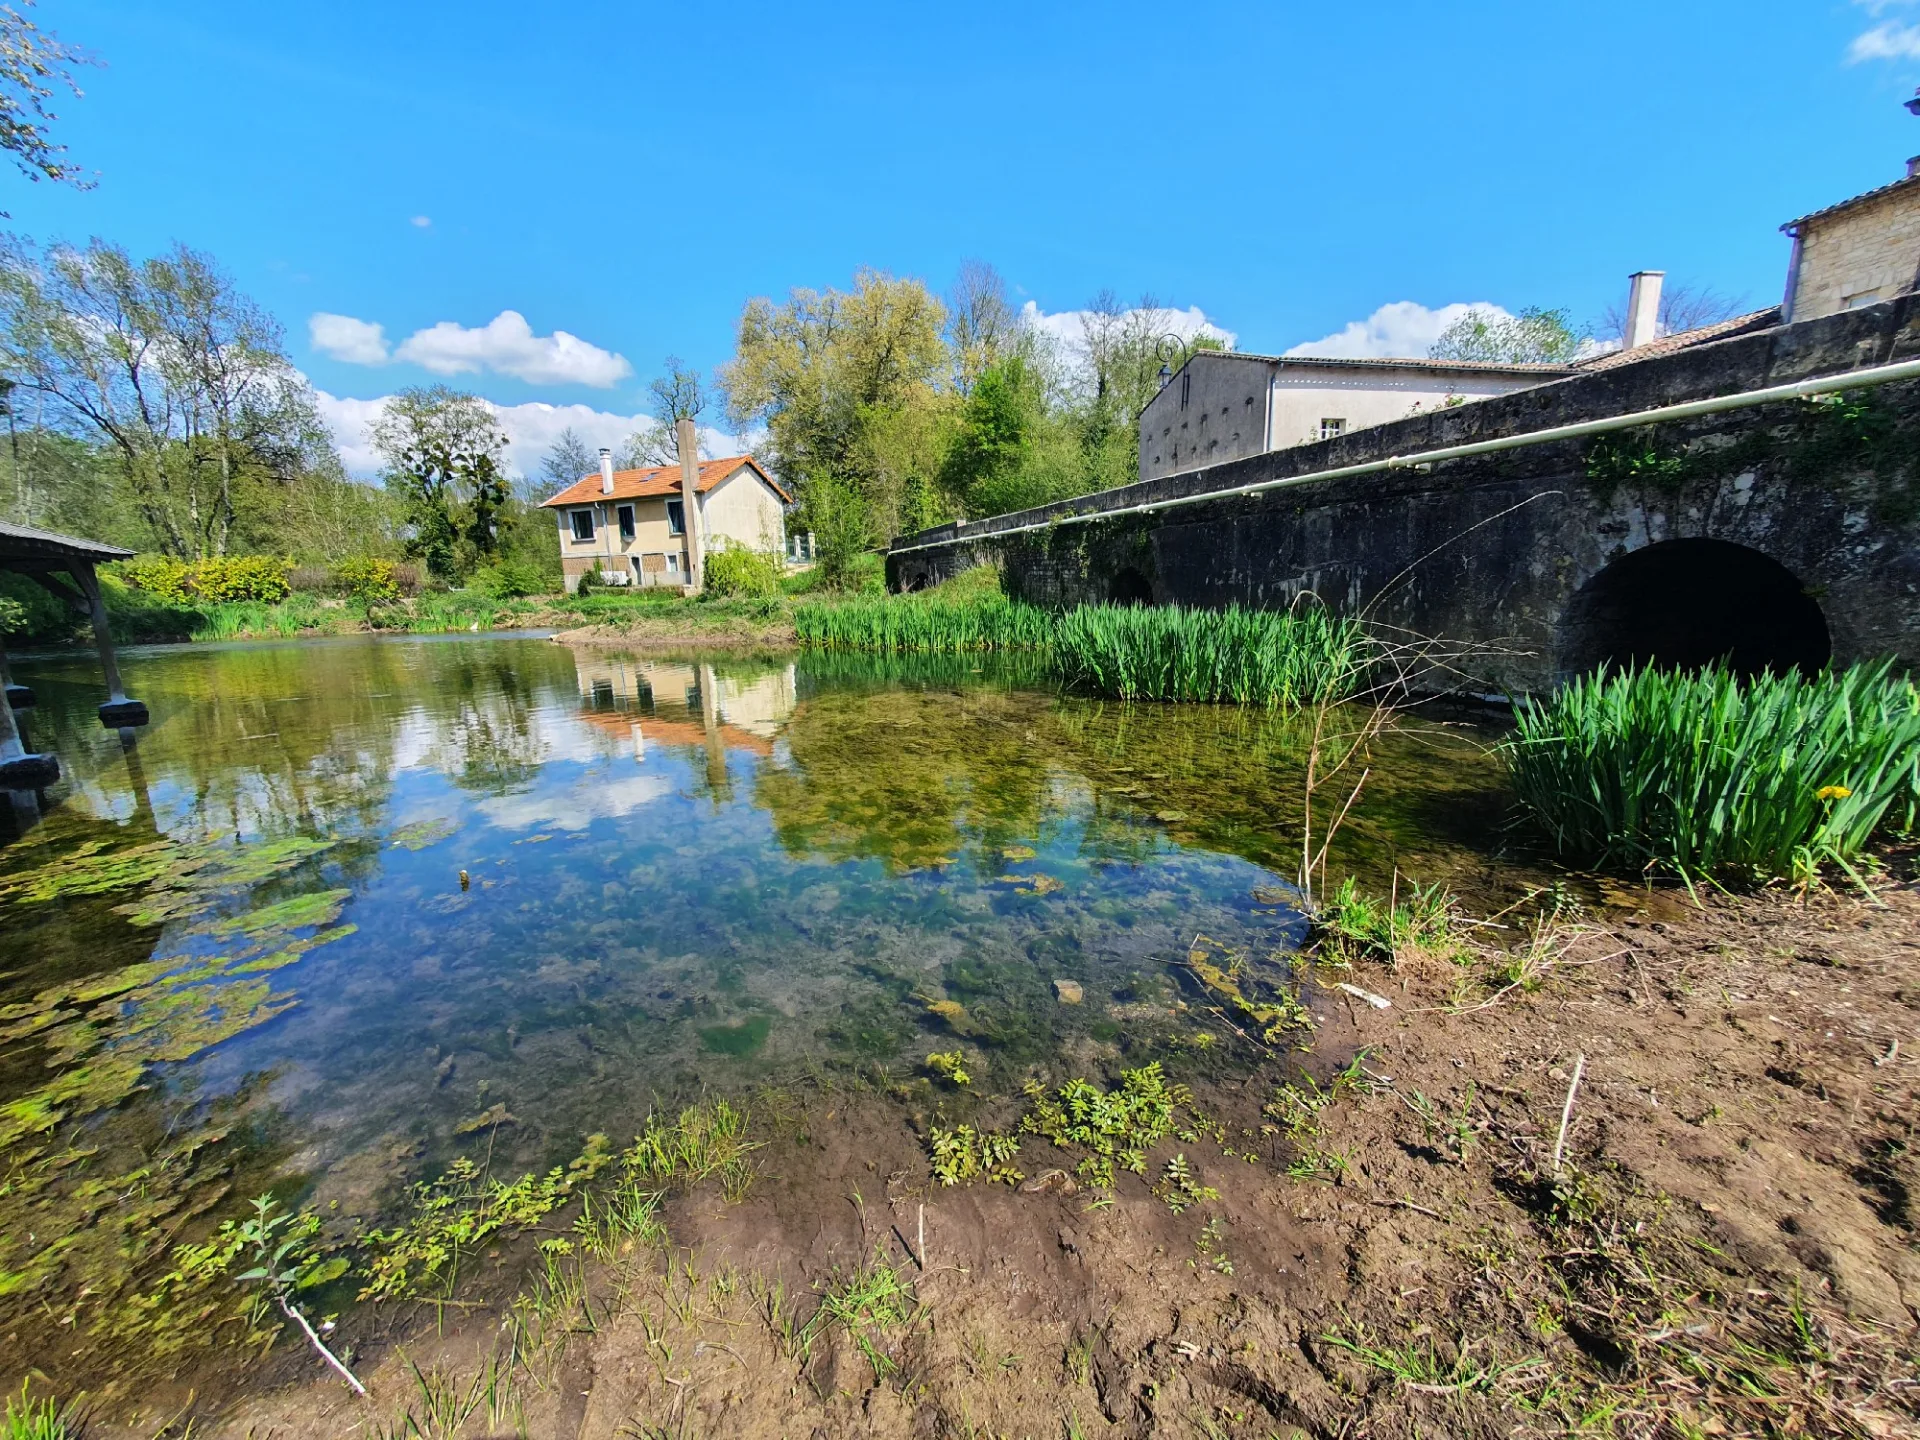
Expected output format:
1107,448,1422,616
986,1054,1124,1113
0,521,135,569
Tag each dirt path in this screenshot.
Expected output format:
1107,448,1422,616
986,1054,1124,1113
125,870,1920,1439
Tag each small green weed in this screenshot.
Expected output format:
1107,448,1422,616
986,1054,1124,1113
1153,1154,1220,1214
810,1251,917,1379
3,1383,79,1440
1314,876,1472,970
929,1124,1023,1186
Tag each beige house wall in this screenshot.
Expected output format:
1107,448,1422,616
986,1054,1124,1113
699,471,787,553
1789,184,1920,321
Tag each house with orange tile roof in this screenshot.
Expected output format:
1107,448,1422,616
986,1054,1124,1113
540,451,792,592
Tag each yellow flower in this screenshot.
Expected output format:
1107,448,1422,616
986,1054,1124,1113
1815,785,1852,802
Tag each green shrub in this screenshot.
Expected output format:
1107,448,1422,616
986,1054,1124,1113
1506,662,1920,885
0,594,27,636
472,560,551,599
118,554,291,603
333,556,402,601
703,543,783,599
1050,603,1369,706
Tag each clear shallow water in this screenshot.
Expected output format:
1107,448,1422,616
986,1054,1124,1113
0,635,1517,1364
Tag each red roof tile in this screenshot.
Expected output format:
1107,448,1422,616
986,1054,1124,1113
540,455,791,508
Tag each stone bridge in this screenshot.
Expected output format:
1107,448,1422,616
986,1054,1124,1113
887,302,1920,697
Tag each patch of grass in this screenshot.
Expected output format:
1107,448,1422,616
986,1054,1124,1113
1322,1324,1538,1395
623,1098,761,1200
1313,875,1473,970
809,1251,917,1379
3,1384,79,1440
1506,661,1920,886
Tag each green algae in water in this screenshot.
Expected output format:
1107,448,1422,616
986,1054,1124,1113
699,1014,772,1056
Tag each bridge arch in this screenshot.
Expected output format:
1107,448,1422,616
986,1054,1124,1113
1108,566,1153,605
1557,538,1830,680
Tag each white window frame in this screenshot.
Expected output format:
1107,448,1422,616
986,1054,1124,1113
569,508,595,542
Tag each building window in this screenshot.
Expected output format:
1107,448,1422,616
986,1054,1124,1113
667,499,686,536
666,551,682,575
569,509,595,542
617,503,635,542
1319,418,1346,440
1842,289,1883,311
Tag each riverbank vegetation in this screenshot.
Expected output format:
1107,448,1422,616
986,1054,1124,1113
1507,661,1920,885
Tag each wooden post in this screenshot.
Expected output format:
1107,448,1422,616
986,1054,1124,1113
71,561,148,729
677,417,704,592
0,628,56,787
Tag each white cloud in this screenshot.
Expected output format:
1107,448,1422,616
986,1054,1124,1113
410,215,432,228
309,312,391,365
310,385,742,485
393,311,633,387
308,309,633,388
1016,301,1235,374
1850,19,1920,59
1283,300,1515,360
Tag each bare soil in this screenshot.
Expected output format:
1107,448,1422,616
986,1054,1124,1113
547,612,798,651
101,867,1920,1440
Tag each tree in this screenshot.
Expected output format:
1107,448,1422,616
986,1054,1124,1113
537,426,597,501
0,2,97,211
946,260,1017,396
938,355,1079,518
1429,306,1582,364
369,387,509,583
0,235,340,557
1600,282,1748,343
721,268,949,541
615,356,711,469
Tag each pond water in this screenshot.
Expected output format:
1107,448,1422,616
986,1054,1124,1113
0,634,1520,1376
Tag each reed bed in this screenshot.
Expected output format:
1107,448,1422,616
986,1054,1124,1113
1506,661,1920,884
793,594,1053,653
1049,603,1371,706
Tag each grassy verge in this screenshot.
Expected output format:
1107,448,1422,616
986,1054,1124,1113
1506,661,1920,885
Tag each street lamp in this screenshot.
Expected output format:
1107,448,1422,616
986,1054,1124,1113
1152,333,1193,390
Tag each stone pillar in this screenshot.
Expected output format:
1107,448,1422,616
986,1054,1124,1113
72,561,148,730
677,418,704,592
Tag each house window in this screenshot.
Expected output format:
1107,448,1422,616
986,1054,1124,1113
1319,418,1346,440
1842,289,1883,311
617,503,635,542
569,509,595,542
666,499,686,536
666,551,682,575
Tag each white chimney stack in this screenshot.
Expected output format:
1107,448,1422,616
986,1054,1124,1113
1624,270,1664,350
599,447,615,495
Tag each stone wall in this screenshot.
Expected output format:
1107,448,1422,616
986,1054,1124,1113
889,298,1920,696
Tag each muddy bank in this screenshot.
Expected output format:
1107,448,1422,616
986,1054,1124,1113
108,867,1918,1440
548,611,798,650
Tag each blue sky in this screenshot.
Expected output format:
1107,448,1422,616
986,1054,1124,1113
12,0,1920,474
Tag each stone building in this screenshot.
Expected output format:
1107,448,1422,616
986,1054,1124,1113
1136,350,1566,483
1781,160,1920,322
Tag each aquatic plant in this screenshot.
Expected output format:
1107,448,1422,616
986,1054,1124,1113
1050,603,1369,707
1019,1061,1217,1189
1506,662,1920,884
794,593,1053,653
1313,875,1472,970
359,1137,615,1302
1176,936,1313,1044
925,1051,972,1087
928,1124,1023,1185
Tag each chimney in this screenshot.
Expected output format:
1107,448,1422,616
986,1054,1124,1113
676,418,704,591
1907,155,1920,178
1624,270,1664,350
598,447,615,495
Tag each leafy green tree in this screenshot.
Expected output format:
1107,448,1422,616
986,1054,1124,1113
721,268,950,542
0,2,97,211
1429,306,1582,364
369,387,510,582
0,235,340,557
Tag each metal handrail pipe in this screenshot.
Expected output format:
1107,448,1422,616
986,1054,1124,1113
888,356,1920,556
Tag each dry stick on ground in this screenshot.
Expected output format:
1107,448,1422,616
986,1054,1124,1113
278,1295,367,1396
1552,1053,1587,1177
